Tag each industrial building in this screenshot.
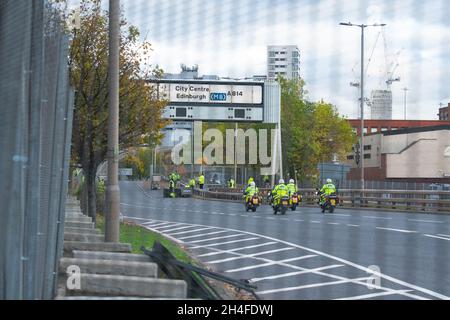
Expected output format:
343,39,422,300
345,125,450,184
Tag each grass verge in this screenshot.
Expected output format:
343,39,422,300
95,214,194,264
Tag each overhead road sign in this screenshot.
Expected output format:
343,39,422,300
148,80,264,122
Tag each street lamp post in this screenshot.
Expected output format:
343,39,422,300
402,87,409,120
340,22,386,190
105,0,120,242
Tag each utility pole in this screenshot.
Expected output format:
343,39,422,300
105,0,120,242
402,87,409,120
340,22,386,191
234,122,237,185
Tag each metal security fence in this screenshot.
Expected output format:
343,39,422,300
0,1,74,299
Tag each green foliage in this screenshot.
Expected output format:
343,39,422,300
278,77,356,183
68,0,167,216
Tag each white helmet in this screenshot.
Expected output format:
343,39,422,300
250,181,255,187
279,179,285,184
326,178,332,183
289,179,294,184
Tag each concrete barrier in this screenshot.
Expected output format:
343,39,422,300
64,227,101,235
66,274,187,298
72,250,152,263
64,233,104,243
64,241,132,254
65,221,94,229
59,258,157,278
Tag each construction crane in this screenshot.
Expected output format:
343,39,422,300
383,28,402,89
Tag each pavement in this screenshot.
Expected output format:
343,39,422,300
119,181,450,300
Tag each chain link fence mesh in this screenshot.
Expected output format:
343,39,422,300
0,0,73,300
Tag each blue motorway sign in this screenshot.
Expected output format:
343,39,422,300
210,92,227,101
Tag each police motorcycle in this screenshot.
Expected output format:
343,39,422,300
316,189,339,213
243,183,261,212
268,191,290,215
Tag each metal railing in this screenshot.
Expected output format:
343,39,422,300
194,187,450,213
141,242,259,300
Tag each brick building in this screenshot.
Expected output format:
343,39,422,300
348,119,450,135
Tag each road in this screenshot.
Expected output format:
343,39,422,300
119,181,450,300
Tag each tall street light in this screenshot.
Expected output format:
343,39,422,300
340,22,386,190
402,87,409,120
105,0,120,242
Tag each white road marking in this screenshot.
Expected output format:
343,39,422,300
310,221,321,224
168,227,214,236
376,227,417,233
294,219,304,222
187,234,244,244
266,217,276,220
178,230,229,240
423,234,450,241
364,216,392,220
229,214,237,216
335,290,414,300
225,255,317,273
327,222,340,225
142,221,173,227
256,277,371,295
124,215,449,300
204,248,295,264
329,214,351,217
408,219,443,224
197,242,278,257
158,225,198,233
250,264,344,283
437,234,450,238
189,237,259,249
347,224,359,227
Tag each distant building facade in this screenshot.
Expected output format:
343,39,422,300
348,119,450,135
267,45,301,81
438,103,450,120
345,125,450,184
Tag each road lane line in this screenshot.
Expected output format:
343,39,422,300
168,227,214,236
188,237,259,249
125,216,449,300
347,224,359,227
225,255,317,273
256,277,371,295
424,234,450,241
327,222,340,225
187,234,244,244
408,219,443,224
310,221,321,223
364,216,392,220
294,219,304,222
329,214,351,217
198,242,278,257
158,226,199,233
250,264,344,282
376,227,417,233
178,230,230,240
204,248,295,264
335,290,413,300
437,234,450,238
144,222,178,227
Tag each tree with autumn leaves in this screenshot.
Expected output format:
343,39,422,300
278,77,355,184
68,0,167,220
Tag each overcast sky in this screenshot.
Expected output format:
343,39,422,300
120,0,450,120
